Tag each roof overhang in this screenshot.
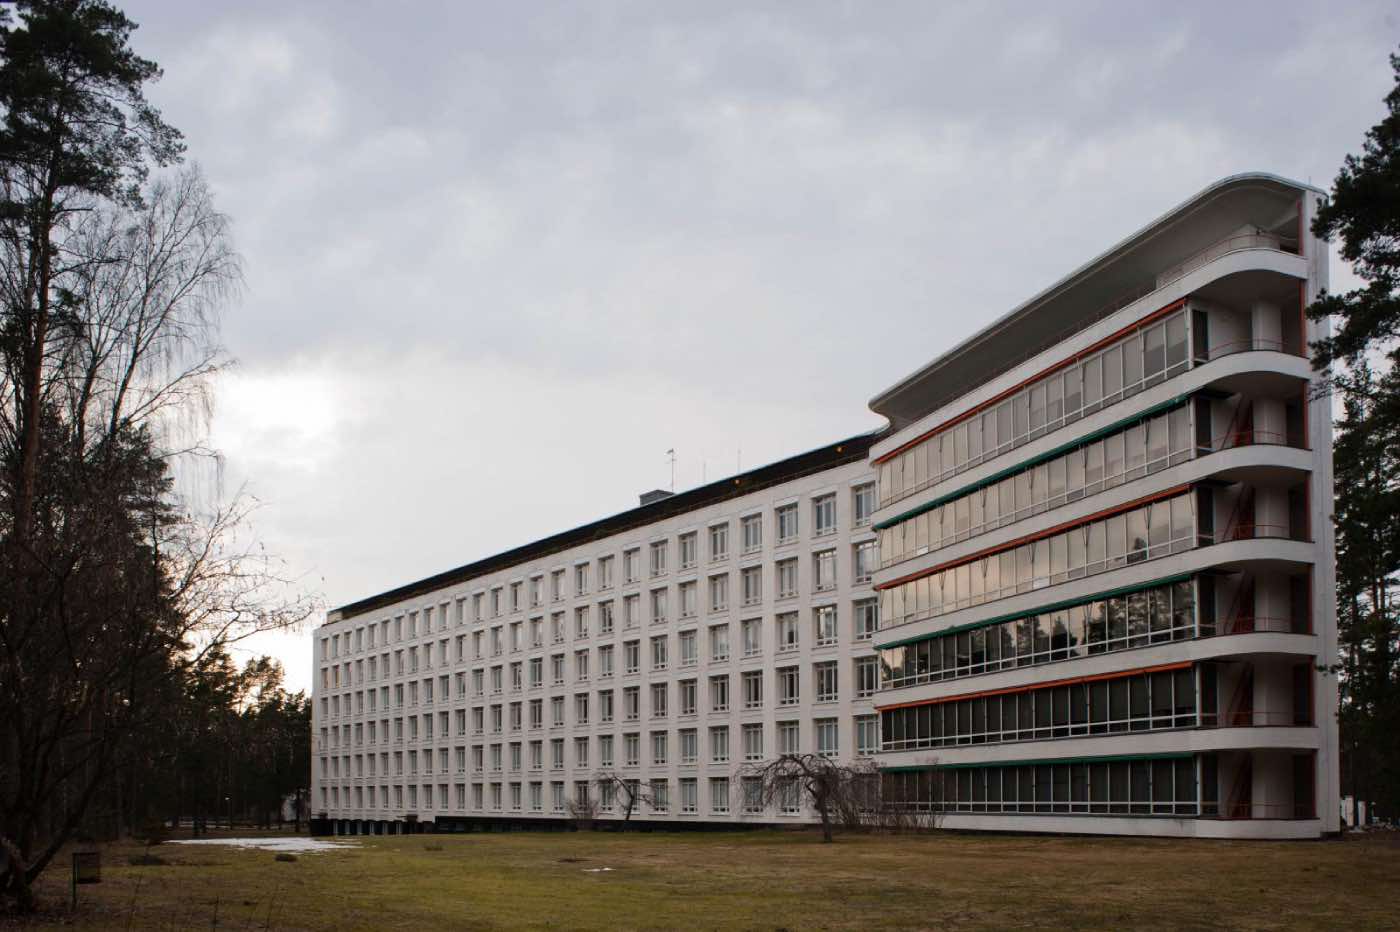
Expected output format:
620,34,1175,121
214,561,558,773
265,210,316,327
868,172,1324,428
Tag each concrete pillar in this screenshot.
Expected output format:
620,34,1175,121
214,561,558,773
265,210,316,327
1253,572,1290,632
1251,300,1282,352
1255,487,1289,539
1254,397,1287,446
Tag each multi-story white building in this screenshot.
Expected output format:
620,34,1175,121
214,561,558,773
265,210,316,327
869,173,1339,838
312,438,885,832
313,172,1339,838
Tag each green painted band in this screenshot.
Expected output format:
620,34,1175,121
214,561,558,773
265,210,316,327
872,571,1197,650
873,394,1193,532
879,751,1194,773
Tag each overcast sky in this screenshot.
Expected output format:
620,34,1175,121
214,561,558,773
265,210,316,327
119,1,1396,691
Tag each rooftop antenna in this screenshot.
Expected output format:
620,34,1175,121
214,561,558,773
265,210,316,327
666,449,676,492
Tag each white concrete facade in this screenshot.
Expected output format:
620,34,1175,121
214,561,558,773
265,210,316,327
311,173,1340,839
867,173,1340,838
312,441,884,830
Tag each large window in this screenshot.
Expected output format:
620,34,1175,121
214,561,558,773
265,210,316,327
880,578,1198,690
879,309,1190,506
881,754,1207,817
881,665,1205,751
879,405,1191,569
879,491,1195,630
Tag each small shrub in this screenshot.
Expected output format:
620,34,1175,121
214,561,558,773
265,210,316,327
129,853,167,866
423,843,443,852
274,852,297,862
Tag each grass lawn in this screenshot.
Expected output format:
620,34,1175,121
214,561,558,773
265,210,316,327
8,828,1400,930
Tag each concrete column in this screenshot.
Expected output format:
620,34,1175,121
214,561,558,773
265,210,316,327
1251,300,1282,352
1254,397,1286,445
1253,572,1291,631
1252,486,1288,539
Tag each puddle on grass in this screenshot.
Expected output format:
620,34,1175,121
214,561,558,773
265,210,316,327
167,837,356,854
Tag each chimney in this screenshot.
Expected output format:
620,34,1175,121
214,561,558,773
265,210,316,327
639,489,674,507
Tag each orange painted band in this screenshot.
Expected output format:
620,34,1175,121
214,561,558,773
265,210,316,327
873,299,1188,466
873,483,1191,591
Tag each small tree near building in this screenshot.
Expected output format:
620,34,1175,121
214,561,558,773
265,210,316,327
739,753,880,843
592,772,652,824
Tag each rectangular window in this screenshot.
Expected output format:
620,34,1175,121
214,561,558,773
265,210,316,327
679,532,697,569
777,612,799,652
710,675,730,712
815,718,838,757
776,559,798,599
623,548,640,584
710,777,730,813
709,574,728,613
855,715,878,756
709,623,730,662
778,666,800,706
813,550,836,592
741,514,763,553
778,720,800,754
853,599,879,640
679,777,698,814
853,483,877,527
776,504,799,543
813,606,837,646
710,725,730,762
855,656,878,697
742,618,763,657
709,523,729,562
813,494,837,536
854,541,876,584
814,661,838,702
679,629,697,667
742,723,764,761
650,541,668,577
742,671,763,709
741,566,762,606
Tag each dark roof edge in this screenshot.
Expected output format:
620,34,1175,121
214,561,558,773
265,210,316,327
330,427,889,623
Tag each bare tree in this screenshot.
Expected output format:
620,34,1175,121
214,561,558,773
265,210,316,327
0,167,315,911
592,772,654,824
739,754,882,843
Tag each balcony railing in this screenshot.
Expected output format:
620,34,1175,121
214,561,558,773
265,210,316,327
1156,231,1298,289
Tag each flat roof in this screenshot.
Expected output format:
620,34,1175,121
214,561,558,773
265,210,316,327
868,172,1323,428
330,428,886,623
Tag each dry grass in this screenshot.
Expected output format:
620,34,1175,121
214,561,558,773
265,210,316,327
7,828,1399,930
